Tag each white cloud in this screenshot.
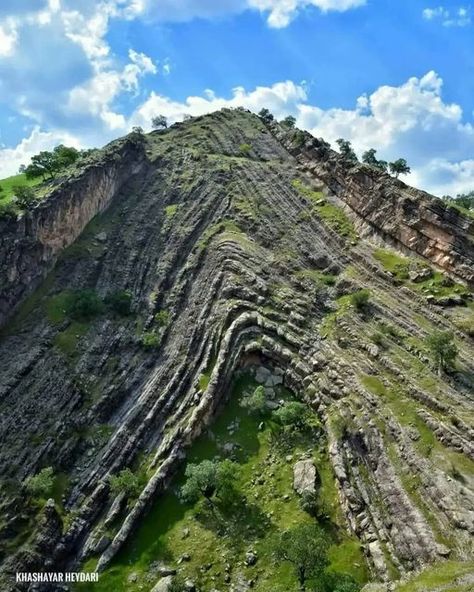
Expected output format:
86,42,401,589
0,126,81,177
422,5,471,27
248,0,366,27
0,20,18,56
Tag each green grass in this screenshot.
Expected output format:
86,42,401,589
373,248,469,301
77,373,368,592
0,172,42,203
295,269,338,286
292,179,358,242
164,204,178,218
395,560,474,592
53,322,89,356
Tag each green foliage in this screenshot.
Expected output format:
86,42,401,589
336,139,358,164
0,200,17,219
320,572,361,592
0,172,42,205
274,523,330,590
154,309,170,326
198,372,211,391
109,468,142,499
281,115,297,128
240,385,267,416
273,401,308,429
258,107,274,124
141,331,161,349
389,158,411,178
105,290,132,316
180,459,239,507
362,148,388,172
299,489,319,517
239,143,252,156
293,129,307,147
426,330,458,374
24,144,80,180
67,289,104,321
151,115,168,130
165,204,178,218
350,289,370,311
24,467,54,498
12,185,36,209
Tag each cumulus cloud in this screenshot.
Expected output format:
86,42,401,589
422,6,471,27
248,0,366,27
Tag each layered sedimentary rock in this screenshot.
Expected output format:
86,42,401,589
0,109,473,591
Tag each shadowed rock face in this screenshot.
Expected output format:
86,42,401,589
0,109,473,590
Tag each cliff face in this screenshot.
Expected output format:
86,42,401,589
0,138,147,329
0,110,472,592
276,128,474,286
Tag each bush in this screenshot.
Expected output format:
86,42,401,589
239,143,252,156
273,401,308,429
281,115,296,129
141,331,161,349
0,201,17,219
109,468,142,498
350,289,370,311
426,330,458,375
67,289,104,321
154,310,170,326
299,489,319,517
105,290,132,316
24,467,54,498
240,385,267,416
13,185,36,209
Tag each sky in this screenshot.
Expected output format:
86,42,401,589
0,1,473,196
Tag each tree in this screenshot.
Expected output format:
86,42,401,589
319,572,361,592
282,115,297,129
362,148,388,172
24,467,54,498
180,459,238,508
0,201,17,220
274,523,329,591
273,401,308,430
66,289,104,321
259,108,274,124
13,185,36,209
426,330,458,375
25,151,58,180
240,385,267,416
109,468,142,498
151,115,168,130
389,158,411,178
54,144,80,168
336,139,358,164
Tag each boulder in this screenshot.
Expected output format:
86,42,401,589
151,576,174,592
293,460,317,494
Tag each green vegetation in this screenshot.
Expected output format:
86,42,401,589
105,290,132,316
67,289,104,321
336,139,358,164
395,560,474,592
426,330,458,375
373,247,469,301
53,322,89,357
362,148,388,172
389,158,411,178
350,289,370,312
151,115,168,130
154,309,170,327
140,331,161,349
281,115,296,128
295,269,338,286
292,179,358,242
198,372,211,391
24,467,54,498
12,185,37,209
23,144,80,181
258,108,274,124
165,204,178,218
239,143,252,156
0,172,42,203
181,459,239,508
240,385,267,416
79,373,367,592
109,469,143,500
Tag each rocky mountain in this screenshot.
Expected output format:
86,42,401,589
0,109,473,592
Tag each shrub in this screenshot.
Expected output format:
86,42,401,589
350,289,370,311
109,468,142,498
67,289,104,321
13,185,36,209
240,385,267,416
239,143,252,156
273,401,308,429
24,467,54,498
154,309,170,327
426,330,458,375
105,290,132,316
281,115,296,129
299,489,319,517
141,331,161,349
0,201,17,219
151,115,168,130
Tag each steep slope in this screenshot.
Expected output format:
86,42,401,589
0,109,473,592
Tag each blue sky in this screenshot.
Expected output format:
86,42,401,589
0,0,473,196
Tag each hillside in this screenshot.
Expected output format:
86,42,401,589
0,109,473,592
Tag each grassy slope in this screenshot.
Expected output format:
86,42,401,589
0,173,42,203
78,373,367,592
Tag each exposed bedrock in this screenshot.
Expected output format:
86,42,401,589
0,109,473,591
